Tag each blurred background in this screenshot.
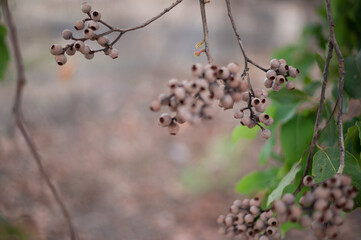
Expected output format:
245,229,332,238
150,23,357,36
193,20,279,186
0,0,360,239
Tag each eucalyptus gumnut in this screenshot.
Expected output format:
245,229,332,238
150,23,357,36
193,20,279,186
97,36,109,46
266,70,276,80
286,81,295,90
303,175,314,187
66,47,76,56
55,54,67,66
227,62,240,74
261,129,271,139
50,44,63,55
269,59,280,70
74,20,85,30
88,20,100,31
110,48,119,59
84,28,95,39
91,10,101,21
150,100,161,112
62,29,73,40
81,2,92,13
74,41,85,52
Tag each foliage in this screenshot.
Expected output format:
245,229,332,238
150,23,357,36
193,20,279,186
0,24,10,80
231,0,361,236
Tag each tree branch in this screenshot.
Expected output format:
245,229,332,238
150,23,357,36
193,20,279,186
294,0,346,193
199,0,213,64
224,0,268,74
294,33,334,195
325,0,345,174
1,1,77,239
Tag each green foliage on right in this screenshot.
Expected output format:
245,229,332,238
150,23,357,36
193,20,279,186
312,148,361,208
0,24,10,81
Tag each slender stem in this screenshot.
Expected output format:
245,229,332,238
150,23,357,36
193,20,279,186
224,0,267,74
295,0,346,193
1,1,77,239
325,0,345,173
294,34,334,195
199,0,213,64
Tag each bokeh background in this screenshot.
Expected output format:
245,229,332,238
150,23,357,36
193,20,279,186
0,0,360,239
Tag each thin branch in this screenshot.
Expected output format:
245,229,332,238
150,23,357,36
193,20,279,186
294,35,334,195
122,0,183,33
1,1,77,239
295,0,346,193
199,0,213,64
61,0,184,54
325,0,345,174
224,0,268,74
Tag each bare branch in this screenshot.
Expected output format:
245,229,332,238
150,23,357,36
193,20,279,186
295,0,346,193
224,0,268,74
294,29,334,195
1,1,77,239
199,0,213,64
325,0,345,174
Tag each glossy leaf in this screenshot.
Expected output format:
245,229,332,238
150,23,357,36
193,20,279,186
266,163,301,206
0,24,10,81
312,148,361,208
236,168,279,196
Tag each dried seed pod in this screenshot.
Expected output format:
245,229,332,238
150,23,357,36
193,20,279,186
62,29,73,40
264,78,273,88
83,28,95,39
150,100,161,112
261,129,271,139
270,59,280,70
81,2,92,13
66,47,76,56
282,193,295,205
50,44,63,55
278,63,289,75
303,175,314,187
88,20,100,31
272,82,282,92
288,66,299,78
91,10,101,21
266,70,277,80
227,62,240,74
159,113,172,127
286,81,295,90
55,54,67,66
234,110,244,119
74,20,85,30
250,197,261,207
74,41,85,52
97,36,109,46
110,48,119,59
85,52,94,60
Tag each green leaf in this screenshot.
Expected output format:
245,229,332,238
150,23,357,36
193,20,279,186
259,125,277,165
280,222,302,238
312,148,361,208
344,51,361,98
268,88,309,105
231,125,260,143
304,81,322,96
281,114,314,168
0,24,10,80
345,122,361,163
236,168,279,196
314,52,325,72
266,163,301,206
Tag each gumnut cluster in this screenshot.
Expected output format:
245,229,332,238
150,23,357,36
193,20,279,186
50,2,118,65
150,62,277,138
217,197,281,240
264,59,299,91
297,174,358,239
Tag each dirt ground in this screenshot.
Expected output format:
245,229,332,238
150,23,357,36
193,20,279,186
0,0,360,239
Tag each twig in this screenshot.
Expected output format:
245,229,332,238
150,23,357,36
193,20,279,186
294,0,346,193
199,0,213,64
61,0,184,54
224,0,268,76
1,1,77,239
325,0,345,174
294,28,334,195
